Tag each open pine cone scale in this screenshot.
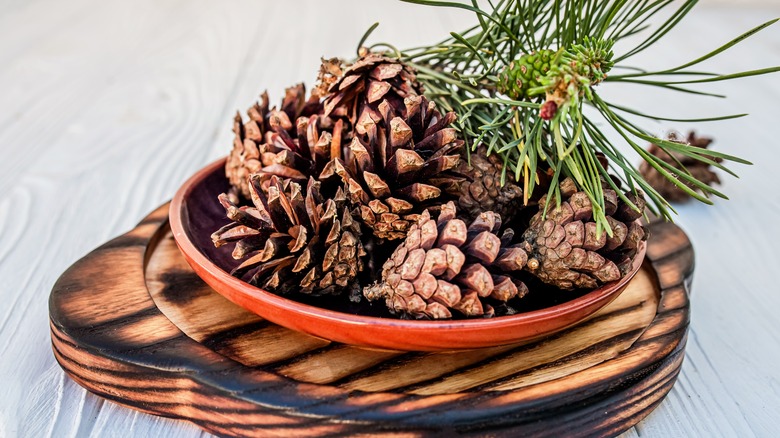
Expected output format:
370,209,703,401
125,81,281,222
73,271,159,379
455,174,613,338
226,84,337,200
323,53,423,122
320,94,464,241
212,175,365,296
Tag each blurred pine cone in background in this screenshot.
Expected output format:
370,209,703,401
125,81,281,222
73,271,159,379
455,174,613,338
640,131,721,203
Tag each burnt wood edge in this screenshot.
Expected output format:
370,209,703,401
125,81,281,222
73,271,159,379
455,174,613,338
51,320,687,438
48,203,693,435
460,335,688,438
331,301,650,391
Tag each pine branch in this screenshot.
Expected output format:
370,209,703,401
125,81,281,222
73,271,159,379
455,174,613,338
385,0,778,231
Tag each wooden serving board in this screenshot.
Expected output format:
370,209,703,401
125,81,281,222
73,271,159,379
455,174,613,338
49,203,693,437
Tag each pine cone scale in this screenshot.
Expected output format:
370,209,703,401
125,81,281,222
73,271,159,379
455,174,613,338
445,146,529,222
364,202,529,319
226,84,329,200
316,54,462,240
520,177,647,290
640,132,721,202
213,176,365,296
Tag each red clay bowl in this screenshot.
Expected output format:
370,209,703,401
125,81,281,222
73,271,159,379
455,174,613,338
170,158,646,351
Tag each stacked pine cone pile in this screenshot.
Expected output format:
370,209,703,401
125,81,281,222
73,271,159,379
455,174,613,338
210,52,648,319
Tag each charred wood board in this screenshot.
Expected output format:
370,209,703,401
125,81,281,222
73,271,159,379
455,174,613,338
49,203,692,437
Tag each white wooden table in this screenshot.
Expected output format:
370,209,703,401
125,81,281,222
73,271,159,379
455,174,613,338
1,0,779,436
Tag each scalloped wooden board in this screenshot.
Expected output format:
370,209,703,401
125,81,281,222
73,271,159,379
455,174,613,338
50,203,692,437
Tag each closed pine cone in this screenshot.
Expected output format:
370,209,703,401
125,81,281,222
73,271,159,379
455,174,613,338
442,146,525,222
364,202,529,319
519,178,648,290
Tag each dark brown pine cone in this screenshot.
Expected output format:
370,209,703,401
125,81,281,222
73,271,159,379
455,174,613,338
226,83,332,200
640,131,722,203
212,175,365,296
439,146,525,222
320,94,464,240
364,202,529,319
519,178,648,290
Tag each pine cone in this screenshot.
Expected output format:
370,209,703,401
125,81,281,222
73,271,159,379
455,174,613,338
519,178,648,290
442,146,526,222
212,175,365,296
497,50,554,100
226,84,331,200
323,52,423,124
313,57,344,99
364,202,529,319
320,94,464,240
640,131,721,203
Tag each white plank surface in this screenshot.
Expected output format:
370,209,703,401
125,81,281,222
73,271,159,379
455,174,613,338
1,1,778,436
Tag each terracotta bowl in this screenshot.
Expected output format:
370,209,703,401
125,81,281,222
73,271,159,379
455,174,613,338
170,158,646,351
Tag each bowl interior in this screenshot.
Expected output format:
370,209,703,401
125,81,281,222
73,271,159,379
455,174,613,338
180,161,621,319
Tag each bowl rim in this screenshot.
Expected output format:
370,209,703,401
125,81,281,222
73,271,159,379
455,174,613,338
169,158,646,336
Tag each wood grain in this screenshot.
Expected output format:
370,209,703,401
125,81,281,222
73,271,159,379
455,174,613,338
147,231,658,387
49,204,692,437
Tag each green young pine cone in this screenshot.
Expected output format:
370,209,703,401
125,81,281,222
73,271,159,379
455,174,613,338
498,39,614,107
497,49,554,101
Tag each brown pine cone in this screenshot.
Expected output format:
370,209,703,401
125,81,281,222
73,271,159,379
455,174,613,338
212,175,365,296
322,52,423,124
320,95,464,240
364,202,529,319
440,146,525,222
312,57,344,99
226,84,332,200
519,178,648,290
640,131,722,203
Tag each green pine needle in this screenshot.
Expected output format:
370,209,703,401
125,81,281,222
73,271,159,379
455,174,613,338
384,0,778,229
